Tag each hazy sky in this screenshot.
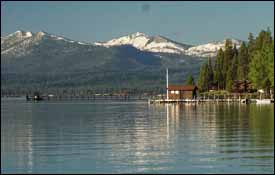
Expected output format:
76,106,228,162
1,1,274,45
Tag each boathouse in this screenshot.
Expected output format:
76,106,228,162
232,80,255,93
167,85,198,99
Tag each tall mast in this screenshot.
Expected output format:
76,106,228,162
166,68,169,100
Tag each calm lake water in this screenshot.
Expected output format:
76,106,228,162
1,98,274,174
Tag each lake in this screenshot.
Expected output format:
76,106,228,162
1,98,274,174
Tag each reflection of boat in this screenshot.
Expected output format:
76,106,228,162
241,99,250,104
256,99,272,104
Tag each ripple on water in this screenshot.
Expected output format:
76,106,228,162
1,99,274,173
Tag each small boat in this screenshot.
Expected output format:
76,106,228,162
256,99,272,104
26,95,44,101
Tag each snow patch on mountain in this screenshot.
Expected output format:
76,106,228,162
95,32,150,48
94,32,242,57
185,39,242,57
95,32,190,54
1,30,91,56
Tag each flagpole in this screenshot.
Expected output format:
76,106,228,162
166,68,169,100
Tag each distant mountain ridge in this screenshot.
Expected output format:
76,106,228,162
94,32,243,57
1,30,243,92
95,32,192,55
2,30,243,58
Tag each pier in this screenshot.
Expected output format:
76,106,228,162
148,98,273,104
149,98,246,104
149,68,274,104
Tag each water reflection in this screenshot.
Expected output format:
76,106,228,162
1,99,274,173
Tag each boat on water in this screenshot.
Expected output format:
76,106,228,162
26,94,44,101
256,99,272,104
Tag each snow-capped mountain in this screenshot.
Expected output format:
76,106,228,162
185,39,242,57
95,32,242,57
95,32,192,54
1,30,243,58
1,30,91,57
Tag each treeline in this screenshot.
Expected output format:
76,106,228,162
197,28,274,92
1,86,165,97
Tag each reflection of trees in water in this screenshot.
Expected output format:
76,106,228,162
212,103,274,148
203,104,273,153
248,104,274,147
213,104,251,141
164,103,274,155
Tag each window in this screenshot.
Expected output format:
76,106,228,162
171,90,175,94
175,90,179,94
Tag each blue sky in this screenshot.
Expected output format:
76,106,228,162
1,1,274,45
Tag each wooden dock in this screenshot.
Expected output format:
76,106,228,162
148,98,273,104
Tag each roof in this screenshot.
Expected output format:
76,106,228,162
168,85,197,91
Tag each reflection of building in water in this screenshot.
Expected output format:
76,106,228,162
26,122,33,173
166,103,219,155
100,104,172,172
148,103,219,150
148,103,220,160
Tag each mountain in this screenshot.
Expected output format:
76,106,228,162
1,30,243,58
95,32,192,54
1,30,91,57
1,30,243,93
185,39,242,57
2,30,204,93
94,32,242,57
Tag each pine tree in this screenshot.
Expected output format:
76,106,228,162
255,28,273,51
248,43,271,89
248,28,273,90
185,74,195,86
247,33,256,62
237,42,249,80
223,39,232,71
197,63,208,92
268,40,274,87
207,57,214,89
223,39,234,88
226,64,234,92
232,53,239,81
266,27,273,45
232,44,239,81
214,49,224,89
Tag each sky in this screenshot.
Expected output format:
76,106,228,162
1,1,274,45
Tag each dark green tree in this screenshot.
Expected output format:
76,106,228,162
237,42,249,80
231,53,239,81
185,74,195,85
223,39,234,88
247,32,256,62
248,28,273,91
255,28,273,51
268,39,274,87
207,57,214,89
226,63,234,92
248,43,271,90
214,49,224,89
197,63,208,92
